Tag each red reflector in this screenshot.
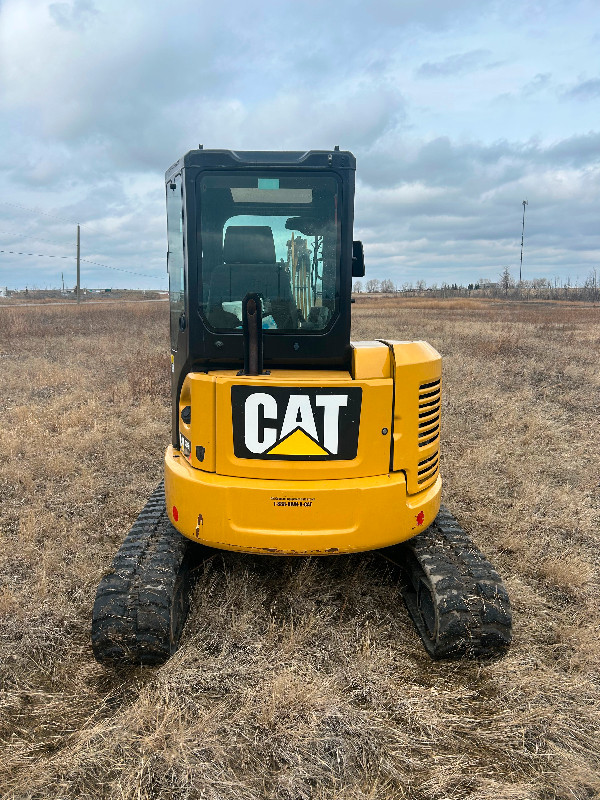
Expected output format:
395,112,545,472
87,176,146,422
172,506,179,521
416,511,425,526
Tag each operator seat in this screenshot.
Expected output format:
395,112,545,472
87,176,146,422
207,226,297,329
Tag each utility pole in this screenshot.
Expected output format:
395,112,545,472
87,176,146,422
519,200,528,283
76,224,81,304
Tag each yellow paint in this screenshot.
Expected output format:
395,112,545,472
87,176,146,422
209,368,351,381
351,341,392,379
383,340,442,494
267,429,329,456
214,371,392,480
165,340,443,554
165,445,441,554
178,373,216,471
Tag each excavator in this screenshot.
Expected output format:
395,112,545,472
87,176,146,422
92,148,512,664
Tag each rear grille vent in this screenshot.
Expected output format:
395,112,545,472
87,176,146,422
418,379,441,448
417,450,439,484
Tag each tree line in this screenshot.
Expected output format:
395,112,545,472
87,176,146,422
353,267,600,302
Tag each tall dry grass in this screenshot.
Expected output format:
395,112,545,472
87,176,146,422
0,297,599,799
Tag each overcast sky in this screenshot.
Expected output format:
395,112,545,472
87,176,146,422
1,0,599,290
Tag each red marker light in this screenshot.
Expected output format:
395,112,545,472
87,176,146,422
416,511,425,526
172,506,179,521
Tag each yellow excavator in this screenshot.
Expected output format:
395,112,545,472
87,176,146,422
92,148,511,664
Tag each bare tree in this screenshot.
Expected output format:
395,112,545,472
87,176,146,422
584,268,598,302
532,278,551,300
352,280,363,293
500,266,514,297
380,278,395,293
415,279,426,293
365,278,380,293
520,279,532,301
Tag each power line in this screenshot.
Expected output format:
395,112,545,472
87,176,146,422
0,229,75,247
0,248,71,260
0,249,161,280
81,258,162,280
0,201,86,228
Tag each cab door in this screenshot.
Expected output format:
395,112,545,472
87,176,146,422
167,174,188,445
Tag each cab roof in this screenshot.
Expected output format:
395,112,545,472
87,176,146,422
165,149,356,180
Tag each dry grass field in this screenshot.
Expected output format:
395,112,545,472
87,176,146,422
1,297,599,799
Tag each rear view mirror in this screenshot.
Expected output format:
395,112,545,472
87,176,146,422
285,217,321,236
352,240,365,277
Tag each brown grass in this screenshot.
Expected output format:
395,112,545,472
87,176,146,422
1,297,599,799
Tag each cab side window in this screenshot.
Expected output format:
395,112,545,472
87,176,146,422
167,176,184,350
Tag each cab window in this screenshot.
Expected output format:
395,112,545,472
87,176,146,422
198,174,340,332
167,176,184,350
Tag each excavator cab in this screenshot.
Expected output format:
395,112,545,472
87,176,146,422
91,149,512,666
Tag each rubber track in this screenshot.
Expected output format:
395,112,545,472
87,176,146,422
380,505,512,659
91,482,192,665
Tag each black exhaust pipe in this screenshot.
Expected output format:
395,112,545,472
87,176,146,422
240,292,264,376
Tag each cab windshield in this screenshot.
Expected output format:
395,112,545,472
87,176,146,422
198,173,340,332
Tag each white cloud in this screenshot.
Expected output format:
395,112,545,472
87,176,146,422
415,49,492,78
0,0,599,289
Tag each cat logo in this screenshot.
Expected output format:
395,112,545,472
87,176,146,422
231,386,362,460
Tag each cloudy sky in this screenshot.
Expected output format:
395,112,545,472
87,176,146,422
0,0,599,290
